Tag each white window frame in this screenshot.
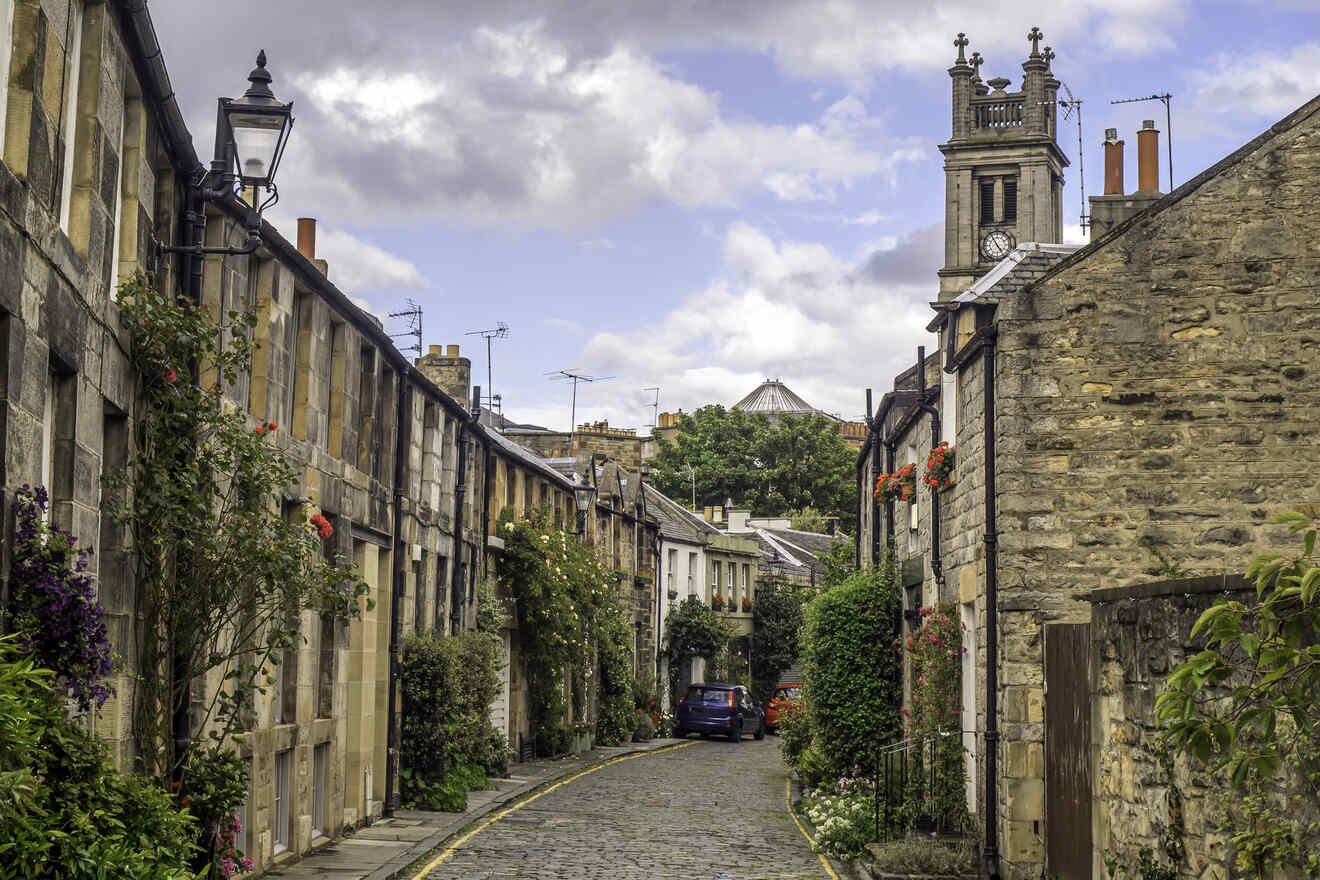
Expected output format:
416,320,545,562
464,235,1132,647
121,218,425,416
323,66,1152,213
312,743,328,838
0,0,15,156
57,0,84,235
687,552,696,595
273,749,291,853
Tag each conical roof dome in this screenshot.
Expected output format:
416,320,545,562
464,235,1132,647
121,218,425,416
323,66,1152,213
733,380,837,420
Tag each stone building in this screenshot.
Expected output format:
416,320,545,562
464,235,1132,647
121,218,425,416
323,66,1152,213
857,28,1320,880
498,418,646,470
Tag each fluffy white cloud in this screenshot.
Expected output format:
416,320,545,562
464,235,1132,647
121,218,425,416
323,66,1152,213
314,227,429,294
568,222,939,427
267,26,917,227
1190,42,1320,121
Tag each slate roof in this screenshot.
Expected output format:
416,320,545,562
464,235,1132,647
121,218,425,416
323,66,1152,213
643,484,721,543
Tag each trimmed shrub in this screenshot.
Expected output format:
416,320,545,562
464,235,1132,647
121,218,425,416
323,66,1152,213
633,710,655,742
400,630,506,809
800,559,902,780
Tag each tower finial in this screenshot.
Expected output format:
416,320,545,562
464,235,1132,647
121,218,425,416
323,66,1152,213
969,51,984,80
1043,46,1055,70
1027,27,1044,57
954,32,969,65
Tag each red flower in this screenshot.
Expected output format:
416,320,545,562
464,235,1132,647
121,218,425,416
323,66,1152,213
267,421,278,431
181,797,191,807
310,513,334,540
254,424,267,435
162,367,177,384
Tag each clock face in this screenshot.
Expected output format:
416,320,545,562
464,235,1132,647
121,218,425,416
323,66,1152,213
982,230,1013,260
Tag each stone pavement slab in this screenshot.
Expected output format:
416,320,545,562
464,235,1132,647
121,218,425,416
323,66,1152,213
264,739,677,880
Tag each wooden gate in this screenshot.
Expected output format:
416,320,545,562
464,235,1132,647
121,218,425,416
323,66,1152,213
1045,622,1092,879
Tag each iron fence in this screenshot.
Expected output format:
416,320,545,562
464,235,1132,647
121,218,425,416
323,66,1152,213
870,730,969,842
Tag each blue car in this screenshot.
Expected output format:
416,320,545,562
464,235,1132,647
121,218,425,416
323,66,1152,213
674,683,765,742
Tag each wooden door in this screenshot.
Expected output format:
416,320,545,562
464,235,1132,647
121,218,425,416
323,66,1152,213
1045,622,1092,879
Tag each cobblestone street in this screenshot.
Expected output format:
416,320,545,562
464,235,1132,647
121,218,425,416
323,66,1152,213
414,738,831,880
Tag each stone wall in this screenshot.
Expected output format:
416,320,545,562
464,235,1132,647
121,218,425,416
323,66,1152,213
1088,580,1247,880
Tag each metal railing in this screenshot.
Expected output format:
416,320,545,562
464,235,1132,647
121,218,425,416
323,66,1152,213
870,730,969,842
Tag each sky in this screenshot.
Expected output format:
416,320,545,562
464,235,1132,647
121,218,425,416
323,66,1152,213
150,0,1320,432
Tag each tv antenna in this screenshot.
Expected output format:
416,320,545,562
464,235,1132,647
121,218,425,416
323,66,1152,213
1111,92,1174,189
387,299,423,357
642,387,660,428
547,369,614,430
465,321,509,412
1042,81,1088,233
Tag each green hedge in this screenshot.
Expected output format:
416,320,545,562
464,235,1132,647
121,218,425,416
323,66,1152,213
800,560,902,781
399,631,509,810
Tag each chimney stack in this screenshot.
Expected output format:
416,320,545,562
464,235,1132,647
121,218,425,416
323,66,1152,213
297,218,316,259
1103,128,1124,195
1137,120,1160,192
416,343,471,407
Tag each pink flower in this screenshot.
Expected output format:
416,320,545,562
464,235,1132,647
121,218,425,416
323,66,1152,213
162,367,177,384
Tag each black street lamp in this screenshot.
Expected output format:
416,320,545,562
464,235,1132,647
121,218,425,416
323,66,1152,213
160,51,294,269
574,482,597,537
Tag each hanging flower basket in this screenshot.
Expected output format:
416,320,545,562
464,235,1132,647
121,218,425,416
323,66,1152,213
924,442,955,490
875,463,917,504
712,593,724,611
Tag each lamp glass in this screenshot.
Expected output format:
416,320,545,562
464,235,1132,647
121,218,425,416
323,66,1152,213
574,486,596,513
227,109,287,185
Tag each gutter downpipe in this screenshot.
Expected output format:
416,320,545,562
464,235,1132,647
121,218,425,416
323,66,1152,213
981,327,1001,880
869,390,883,566
384,378,412,815
449,393,473,634
883,436,896,552
915,346,943,593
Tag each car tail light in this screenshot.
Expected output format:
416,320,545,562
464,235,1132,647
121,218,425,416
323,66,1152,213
727,691,734,708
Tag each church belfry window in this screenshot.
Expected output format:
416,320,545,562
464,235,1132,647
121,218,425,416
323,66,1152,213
1003,178,1017,222
979,180,995,225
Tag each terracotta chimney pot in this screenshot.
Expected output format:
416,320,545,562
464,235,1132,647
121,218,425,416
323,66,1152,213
1103,128,1124,195
1137,120,1160,192
297,218,316,259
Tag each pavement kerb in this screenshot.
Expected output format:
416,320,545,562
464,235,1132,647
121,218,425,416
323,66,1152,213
362,739,681,880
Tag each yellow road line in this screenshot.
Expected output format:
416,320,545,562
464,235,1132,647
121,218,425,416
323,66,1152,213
408,740,697,879
786,776,841,880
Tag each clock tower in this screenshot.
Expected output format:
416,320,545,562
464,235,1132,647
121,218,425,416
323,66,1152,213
937,28,1069,301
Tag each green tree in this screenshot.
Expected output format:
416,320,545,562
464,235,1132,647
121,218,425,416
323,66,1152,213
750,576,806,704
651,406,856,530
1157,510,1320,877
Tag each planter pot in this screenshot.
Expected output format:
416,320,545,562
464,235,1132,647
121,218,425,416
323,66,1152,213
667,589,679,600
570,731,592,755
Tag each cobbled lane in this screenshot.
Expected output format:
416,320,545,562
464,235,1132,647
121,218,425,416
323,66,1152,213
418,736,829,880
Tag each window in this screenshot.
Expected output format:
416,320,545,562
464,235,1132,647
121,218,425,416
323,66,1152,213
412,555,425,634
435,554,449,632
326,321,345,455
1002,177,1017,223
711,561,720,591
978,179,995,226
46,370,75,527
232,763,251,859
288,293,310,432
40,372,55,516
273,750,291,853
357,345,377,473
960,601,978,813
667,549,677,591
687,552,697,594
0,0,15,154
523,471,532,511
312,743,328,838
727,563,735,595
316,615,334,719
57,1,84,234
742,564,750,599
942,369,958,444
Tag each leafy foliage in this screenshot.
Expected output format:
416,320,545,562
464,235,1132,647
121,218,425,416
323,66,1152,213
750,576,805,705
399,630,507,810
797,777,877,857
8,486,113,711
495,513,634,754
0,638,198,879
665,595,731,669
105,274,372,777
789,507,829,533
650,406,857,531
800,560,902,781
1156,510,1320,877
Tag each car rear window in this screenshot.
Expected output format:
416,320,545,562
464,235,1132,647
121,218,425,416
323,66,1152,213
777,686,802,699
684,687,731,703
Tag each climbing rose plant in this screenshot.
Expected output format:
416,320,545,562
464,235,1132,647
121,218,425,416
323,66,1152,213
901,601,963,739
8,485,113,711
495,511,634,753
104,273,371,780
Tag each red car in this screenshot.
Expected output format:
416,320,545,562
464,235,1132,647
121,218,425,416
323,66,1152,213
764,684,802,730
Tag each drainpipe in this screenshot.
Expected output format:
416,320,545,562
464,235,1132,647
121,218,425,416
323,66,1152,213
449,392,475,634
915,346,943,593
384,378,412,815
883,437,896,551
868,389,883,566
981,327,1001,880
